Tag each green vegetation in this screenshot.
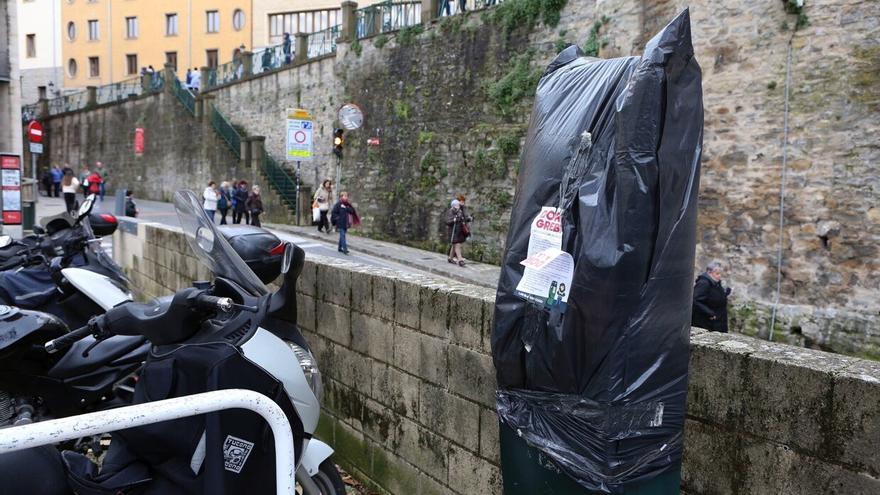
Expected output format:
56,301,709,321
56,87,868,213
485,0,568,35
497,134,520,158
351,39,363,57
418,130,436,144
782,0,809,29
582,15,610,57
397,25,424,46
767,80,778,90
554,38,571,53
393,100,410,120
440,14,466,34
485,51,542,115
374,34,389,49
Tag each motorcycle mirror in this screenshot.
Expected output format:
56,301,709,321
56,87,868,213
77,195,96,221
281,242,294,274
0,235,12,248
195,226,215,253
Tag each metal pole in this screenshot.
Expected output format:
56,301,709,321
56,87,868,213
0,389,297,494
296,160,302,224
31,153,37,204
335,156,341,193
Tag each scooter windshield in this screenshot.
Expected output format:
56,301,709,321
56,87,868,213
173,190,268,296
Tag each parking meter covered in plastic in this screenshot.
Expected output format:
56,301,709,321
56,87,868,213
491,10,703,493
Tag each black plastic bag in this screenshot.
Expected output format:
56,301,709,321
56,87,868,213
491,9,703,493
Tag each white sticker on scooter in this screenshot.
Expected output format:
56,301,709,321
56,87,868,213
223,435,255,474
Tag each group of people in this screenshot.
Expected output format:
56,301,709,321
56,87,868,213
42,161,109,213
312,180,359,254
185,68,202,93
202,180,263,227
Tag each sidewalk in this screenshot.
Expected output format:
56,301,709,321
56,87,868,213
265,223,502,290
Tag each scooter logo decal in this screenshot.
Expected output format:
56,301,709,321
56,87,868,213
223,435,255,474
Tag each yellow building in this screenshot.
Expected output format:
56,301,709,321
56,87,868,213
62,0,252,88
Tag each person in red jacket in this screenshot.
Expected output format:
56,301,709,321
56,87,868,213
85,171,103,196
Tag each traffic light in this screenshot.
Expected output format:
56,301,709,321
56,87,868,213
333,128,344,158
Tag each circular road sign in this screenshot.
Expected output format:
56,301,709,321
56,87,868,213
338,104,364,130
27,121,44,143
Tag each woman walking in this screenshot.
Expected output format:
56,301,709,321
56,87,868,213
217,181,231,225
330,191,358,255
203,181,218,223
61,169,80,213
246,185,264,227
446,199,471,266
233,180,249,224
313,179,333,233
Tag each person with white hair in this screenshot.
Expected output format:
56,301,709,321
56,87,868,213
446,198,471,266
691,261,731,332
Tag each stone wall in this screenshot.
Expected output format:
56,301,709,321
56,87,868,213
114,219,880,494
40,0,880,355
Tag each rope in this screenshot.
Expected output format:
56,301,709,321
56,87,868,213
769,43,794,341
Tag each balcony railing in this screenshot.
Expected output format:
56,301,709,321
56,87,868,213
172,76,196,115
307,25,340,58
210,103,242,158
95,76,142,105
356,0,421,38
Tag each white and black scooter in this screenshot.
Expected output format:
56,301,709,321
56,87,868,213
6,190,342,494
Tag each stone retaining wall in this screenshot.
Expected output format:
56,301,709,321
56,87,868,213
114,220,880,494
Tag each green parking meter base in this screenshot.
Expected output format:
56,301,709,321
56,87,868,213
499,422,680,495
22,201,36,234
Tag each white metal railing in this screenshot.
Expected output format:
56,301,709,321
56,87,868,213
0,389,296,494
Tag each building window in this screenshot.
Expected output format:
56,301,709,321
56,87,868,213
206,49,219,68
38,86,47,99
166,51,178,71
268,9,340,43
88,20,99,40
126,54,138,75
26,34,36,58
233,9,246,30
125,17,138,39
206,10,219,33
67,22,76,41
89,56,100,77
68,58,78,77
166,13,178,36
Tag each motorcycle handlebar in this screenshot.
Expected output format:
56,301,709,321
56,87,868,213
45,324,94,354
194,294,258,313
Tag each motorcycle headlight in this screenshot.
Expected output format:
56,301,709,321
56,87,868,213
288,342,322,405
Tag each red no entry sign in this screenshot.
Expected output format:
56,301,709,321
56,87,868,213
26,121,43,143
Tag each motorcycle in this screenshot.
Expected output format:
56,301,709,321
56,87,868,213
2,190,343,494
0,196,134,330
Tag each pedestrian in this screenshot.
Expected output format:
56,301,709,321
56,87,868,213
147,65,155,74
190,68,201,93
50,165,63,198
330,191,359,255
95,161,108,201
86,168,103,197
78,166,90,198
217,181,231,225
282,33,292,64
185,68,192,87
313,179,333,234
203,181,218,223
232,180,249,224
124,190,139,218
691,261,731,333
60,168,80,213
40,169,52,197
446,199,471,266
246,185,263,227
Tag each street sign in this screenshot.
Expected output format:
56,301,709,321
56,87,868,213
286,108,313,161
0,154,22,225
29,142,43,154
338,104,364,130
135,128,145,155
26,121,43,143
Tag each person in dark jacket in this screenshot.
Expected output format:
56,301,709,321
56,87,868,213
446,199,471,266
217,181,231,225
330,191,358,254
232,180,249,224
245,185,263,227
692,261,730,333
124,190,138,217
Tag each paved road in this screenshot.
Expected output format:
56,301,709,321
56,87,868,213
21,194,500,289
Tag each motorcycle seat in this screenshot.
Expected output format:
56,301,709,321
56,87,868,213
48,335,148,380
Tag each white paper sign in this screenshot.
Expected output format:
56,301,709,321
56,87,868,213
527,206,563,256
516,248,574,310
286,108,313,161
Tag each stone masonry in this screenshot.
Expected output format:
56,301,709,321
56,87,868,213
114,219,880,494
39,0,880,356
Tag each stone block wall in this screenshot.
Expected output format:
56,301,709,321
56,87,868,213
114,220,880,494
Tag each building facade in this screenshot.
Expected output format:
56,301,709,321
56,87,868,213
17,0,63,104
252,0,343,49
1,0,24,156
61,0,252,88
